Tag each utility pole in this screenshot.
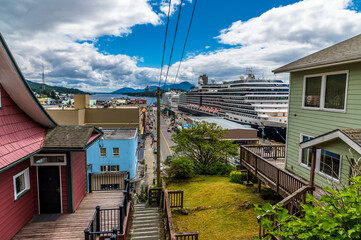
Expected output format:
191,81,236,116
156,87,161,187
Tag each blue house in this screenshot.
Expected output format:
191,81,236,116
86,128,138,190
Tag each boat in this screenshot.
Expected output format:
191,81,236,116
178,74,289,142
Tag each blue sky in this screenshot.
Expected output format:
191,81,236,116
1,0,361,92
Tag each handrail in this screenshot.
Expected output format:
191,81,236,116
257,185,314,238
240,145,308,197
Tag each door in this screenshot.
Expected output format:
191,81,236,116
38,166,61,214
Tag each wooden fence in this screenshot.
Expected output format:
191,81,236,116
240,145,308,197
243,145,286,160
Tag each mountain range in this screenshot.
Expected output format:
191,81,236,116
27,80,87,94
111,81,194,94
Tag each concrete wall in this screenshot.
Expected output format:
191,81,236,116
47,109,80,125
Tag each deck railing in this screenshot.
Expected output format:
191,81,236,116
88,171,128,192
84,172,132,240
149,188,199,240
240,145,308,197
257,186,314,238
243,145,286,160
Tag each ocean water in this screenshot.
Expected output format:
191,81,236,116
89,93,157,105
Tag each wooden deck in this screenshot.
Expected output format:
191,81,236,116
13,191,123,240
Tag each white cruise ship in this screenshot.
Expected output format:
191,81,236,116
178,74,289,142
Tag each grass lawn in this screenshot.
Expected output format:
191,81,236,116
167,176,277,240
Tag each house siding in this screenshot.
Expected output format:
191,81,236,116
0,159,36,240
72,151,86,211
286,62,361,188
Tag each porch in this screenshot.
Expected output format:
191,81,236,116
12,191,124,240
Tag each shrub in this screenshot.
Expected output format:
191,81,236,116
229,171,247,184
167,157,194,180
195,162,235,176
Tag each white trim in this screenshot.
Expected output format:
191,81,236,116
31,154,67,166
36,166,40,214
302,70,349,113
13,168,30,200
281,58,361,73
299,134,314,168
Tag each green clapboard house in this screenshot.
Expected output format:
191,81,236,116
274,34,361,189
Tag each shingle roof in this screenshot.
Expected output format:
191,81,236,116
43,125,99,149
273,34,361,73
0,86,46,170
341,129,361,146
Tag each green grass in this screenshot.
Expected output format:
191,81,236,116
167,176,274,240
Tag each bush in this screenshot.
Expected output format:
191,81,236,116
166,157,194,180
229,171,247,184
195,162,235,176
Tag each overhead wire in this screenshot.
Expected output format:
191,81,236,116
161,0,184,91
171,0,198,90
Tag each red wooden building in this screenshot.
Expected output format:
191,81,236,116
0,34,102,239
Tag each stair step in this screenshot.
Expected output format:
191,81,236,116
131,235,159,239
130,227,159,233
132,230,159,237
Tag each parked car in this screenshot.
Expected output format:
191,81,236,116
152,132,157,142
153,147,157,154
165,155,173,164
167,127,171,132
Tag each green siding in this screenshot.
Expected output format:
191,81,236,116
286,62,361,188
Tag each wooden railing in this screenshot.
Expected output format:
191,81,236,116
257,186,314,238
243,145,286,160
149,188,199,240
88,171,128,192
84,173,132,240
240,145,308,197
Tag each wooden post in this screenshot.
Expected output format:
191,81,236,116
96,206,100,233
247,170,251,183
255,156,258,176
156,87,161,187
309,147,316,191
84,228,90,240
258,179,261,193
274,146,278,160
88,173,92,193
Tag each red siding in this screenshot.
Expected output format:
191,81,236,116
0,85,46,169
61,166,68,213
72,152,87,211
0,159,36,240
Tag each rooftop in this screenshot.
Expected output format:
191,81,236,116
102,128,137,140
273,34,361,73
188,117,256,130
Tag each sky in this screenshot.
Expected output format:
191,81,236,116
1,0,361,92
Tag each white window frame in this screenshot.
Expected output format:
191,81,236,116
100,165,119,172
302,70,349,113
30,154,67,166
13,168,30,200
316,150,342,183
113,148,119,157
299,134,315,168
100,148,107,157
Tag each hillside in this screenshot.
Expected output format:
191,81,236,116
27,80,87,94
112,81,194,94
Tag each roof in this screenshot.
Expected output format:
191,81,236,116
0,87,46,170
273,34,361,73
0,33,57,128
43,125,102,149
102,128,137,140
188,117,256,130
299,129,361,154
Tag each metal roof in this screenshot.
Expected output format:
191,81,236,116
188,117,256,130
0,33,56,128
102,128,137,140
273,34,361,73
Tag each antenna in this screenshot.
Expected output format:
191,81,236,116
42,64,45,91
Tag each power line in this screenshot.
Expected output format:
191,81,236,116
162,0,184,91
171,0,198,90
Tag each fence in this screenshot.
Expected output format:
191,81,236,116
84,173,131,240
149,188,199,240
89,171,128,192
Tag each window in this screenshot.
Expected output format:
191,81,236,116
13,168,30,200
319,150,341,179
100,165,119,172
300,135,313,167
113,148,119,157
100,148,106,157
31,154,66,165
303,72,348,111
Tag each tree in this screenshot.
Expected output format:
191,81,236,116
50,90,57,99
256,176,361,240
171,121,238,173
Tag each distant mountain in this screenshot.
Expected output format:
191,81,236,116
111,81,194,94
27,80,87,94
